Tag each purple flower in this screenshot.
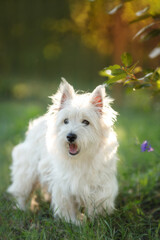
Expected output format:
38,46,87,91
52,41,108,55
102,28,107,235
141,140,148,152
141,141,154,152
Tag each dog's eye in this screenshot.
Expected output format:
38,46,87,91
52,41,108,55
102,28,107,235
64,118,69,124
82,120,90,126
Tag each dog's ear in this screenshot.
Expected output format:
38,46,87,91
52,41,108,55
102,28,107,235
59,78,75,109
90,85,105,115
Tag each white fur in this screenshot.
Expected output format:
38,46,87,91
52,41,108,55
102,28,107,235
7,79,119,225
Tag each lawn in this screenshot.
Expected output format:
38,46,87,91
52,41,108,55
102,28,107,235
0,92,160,239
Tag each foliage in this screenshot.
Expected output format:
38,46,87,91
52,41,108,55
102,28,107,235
100,52,160,94
99,1,160,95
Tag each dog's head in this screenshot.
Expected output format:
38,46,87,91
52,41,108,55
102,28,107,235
47,79,117,159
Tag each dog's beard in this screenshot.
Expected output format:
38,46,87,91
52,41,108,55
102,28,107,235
53,125,102,159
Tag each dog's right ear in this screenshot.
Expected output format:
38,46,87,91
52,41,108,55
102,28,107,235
59,78,75,109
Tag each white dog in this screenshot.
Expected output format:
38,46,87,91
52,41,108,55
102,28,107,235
8,79,119,225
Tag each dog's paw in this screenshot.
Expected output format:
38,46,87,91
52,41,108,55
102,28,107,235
30,194,39,212
76,213,87,224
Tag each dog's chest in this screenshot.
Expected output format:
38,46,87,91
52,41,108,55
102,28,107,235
57,164,103,197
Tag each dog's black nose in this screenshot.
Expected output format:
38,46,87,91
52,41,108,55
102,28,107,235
67,133,77,143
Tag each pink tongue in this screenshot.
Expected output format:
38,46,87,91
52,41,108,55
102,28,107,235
69,144,78,154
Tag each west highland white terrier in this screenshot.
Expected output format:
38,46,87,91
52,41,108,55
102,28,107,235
8,79,119,225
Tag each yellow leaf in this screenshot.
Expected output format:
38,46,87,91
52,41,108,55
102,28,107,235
157,79,160,89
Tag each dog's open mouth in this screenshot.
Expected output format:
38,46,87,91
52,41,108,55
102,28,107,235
69,143,79,155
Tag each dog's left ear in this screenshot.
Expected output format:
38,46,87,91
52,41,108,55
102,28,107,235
90,85,105,115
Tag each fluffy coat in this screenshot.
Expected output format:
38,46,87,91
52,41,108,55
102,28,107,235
8,79,119,225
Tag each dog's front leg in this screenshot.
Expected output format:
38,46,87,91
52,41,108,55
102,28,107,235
51,193,83,225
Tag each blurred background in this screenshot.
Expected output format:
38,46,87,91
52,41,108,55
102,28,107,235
0,0,160,191
0,0,160,100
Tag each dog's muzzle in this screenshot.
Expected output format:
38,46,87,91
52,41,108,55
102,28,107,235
66,133,79,156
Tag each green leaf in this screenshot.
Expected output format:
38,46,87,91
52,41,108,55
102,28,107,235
121,52,133,67
99,70,109,77
106,73,127,84
100,65,123,77
105,64,121,70
111,68,126,75
106,66,125,75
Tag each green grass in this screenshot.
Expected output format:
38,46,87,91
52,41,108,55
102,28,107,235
0,98,160,240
